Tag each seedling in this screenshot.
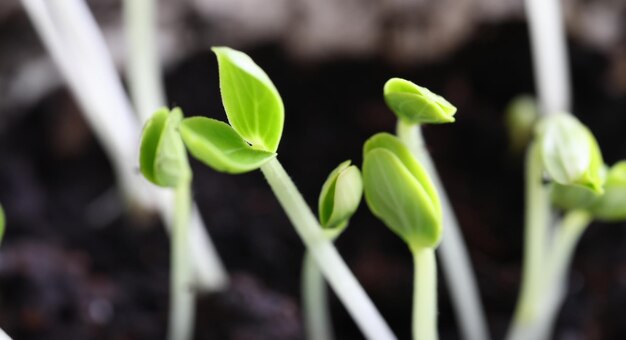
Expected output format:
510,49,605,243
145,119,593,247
139,108,194,340
177,47,395,339
507,113,626,340
385,78,490,340
303,161,363,340
363,133,442,340
505,96,539,153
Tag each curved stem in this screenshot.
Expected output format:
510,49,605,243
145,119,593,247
168,181,194,340
412,247,438,340
260,158,396,340
397,121,490,340
506,142,551,340
302,252,334,340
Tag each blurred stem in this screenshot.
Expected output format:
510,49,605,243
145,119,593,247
302,252,334,340
168,179,194,340
260,158,396,340
123,0,166,122
0,328,12,340
412,247,438,340
506,143,551,340
396,121,490,340
515,210,591,340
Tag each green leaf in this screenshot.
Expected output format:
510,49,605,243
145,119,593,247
383,78,456,125
139,107,191,187
212,47,284,152
0,204,5,245
318,160,363,237
551,182,602,211
538,113,604,193
362,133,442,249
180,117,276,174
590,161,626,221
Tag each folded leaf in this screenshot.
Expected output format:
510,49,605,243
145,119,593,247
180,117,276,174
384,78,456,124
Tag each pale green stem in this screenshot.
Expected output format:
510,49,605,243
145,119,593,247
397,121,490,340
412,247,438,340
302,252,334,340
506,142,551,340
516,210,591,340
168,180,194,340
123,0,166,123
260,158,396,340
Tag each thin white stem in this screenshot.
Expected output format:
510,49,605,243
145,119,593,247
412,247,438,340
525,0,571,115
260,158,396,340
0,328,12,340
302,252,334,340
506,143,551,340
123,0,167,122
20,0,227,292
169,181,194,340
397,121,490,340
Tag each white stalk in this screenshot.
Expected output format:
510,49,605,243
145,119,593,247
20,0,227,291
525,0,571,115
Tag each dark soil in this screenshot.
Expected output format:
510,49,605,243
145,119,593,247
1,21,625,340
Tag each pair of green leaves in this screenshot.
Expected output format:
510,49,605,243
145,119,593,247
140,47,284,179
318,161,363,239
362,133,442,250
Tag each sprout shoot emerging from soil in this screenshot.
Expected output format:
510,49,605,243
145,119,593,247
508,113,611,340
179,47,396,340
363,133,442,340
303,161,363,340
386,78,490,340
139,108,194,340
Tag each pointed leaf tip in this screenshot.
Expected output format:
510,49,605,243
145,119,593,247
212,47,284,153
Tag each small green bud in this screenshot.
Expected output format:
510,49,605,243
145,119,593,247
589,161,626,221
0,204,5,245
139,107,191,187
318,161,363,238
362,133,442,250
505,95,538,152
383,78,456,125
537,113,604,193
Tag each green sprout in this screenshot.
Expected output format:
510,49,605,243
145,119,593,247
177,47,395,340
363,133,442,340
139,107,194,340
386,78,490,340
509,113,616,340
303,161,363,340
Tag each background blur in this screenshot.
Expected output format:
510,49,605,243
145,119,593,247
0,0,626,339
